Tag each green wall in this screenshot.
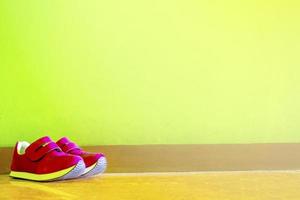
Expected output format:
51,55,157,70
1,0,300,147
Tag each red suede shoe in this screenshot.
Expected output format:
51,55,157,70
57,137,107,177
10,136,85,181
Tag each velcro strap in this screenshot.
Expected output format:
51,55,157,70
56,137,70,147
25,136,52,156
26,141,60,161
61,142,81,153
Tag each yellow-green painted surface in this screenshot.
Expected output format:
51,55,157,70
1,0,300,146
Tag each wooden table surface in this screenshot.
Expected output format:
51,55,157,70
1,171,300,200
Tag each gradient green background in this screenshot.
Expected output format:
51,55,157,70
1,0,300,147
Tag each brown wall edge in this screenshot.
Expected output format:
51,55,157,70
1,144,300,174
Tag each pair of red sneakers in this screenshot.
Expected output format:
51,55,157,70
10,136,107,181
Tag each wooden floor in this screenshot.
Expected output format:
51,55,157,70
1,171,300,200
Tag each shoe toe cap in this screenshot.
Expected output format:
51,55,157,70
82,153,105,168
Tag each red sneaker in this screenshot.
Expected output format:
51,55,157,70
57,137,107,177
10,136,85,181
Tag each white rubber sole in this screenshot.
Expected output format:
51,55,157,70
10,160,85,181
82,157,107,177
